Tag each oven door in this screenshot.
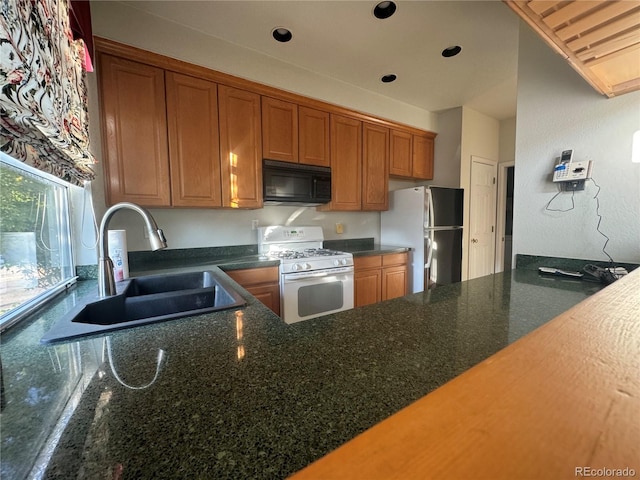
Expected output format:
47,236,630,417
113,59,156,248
281,267,354,324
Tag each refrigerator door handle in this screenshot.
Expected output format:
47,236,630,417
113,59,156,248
425,188,435,229
425,231,434,267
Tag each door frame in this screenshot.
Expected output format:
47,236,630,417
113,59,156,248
495,161,515,273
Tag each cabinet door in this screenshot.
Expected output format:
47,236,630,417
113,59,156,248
382,265,408,301
355,268,382,307
98,54,170,206
362,123,389,211
389,129,412,178
299,106,330,167
326,114,362,210
412,134,435,180
245,284,281,316
226,266,280,316
262,97,298,163
166,72,221,207
218,85,263,208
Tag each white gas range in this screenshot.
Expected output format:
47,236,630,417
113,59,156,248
258,226,354,324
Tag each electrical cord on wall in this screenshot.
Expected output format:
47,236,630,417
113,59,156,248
544,187,575,212
588,177,614,264
544,176,619,281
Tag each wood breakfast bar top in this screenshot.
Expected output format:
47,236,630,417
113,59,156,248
291,268,640,480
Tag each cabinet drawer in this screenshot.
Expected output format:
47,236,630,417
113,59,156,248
382,252,408,267
226,266,279,286
354,255,382,269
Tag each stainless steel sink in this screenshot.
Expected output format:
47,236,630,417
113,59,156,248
41,270,246,344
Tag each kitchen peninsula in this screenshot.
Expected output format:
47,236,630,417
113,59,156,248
1,263,637,479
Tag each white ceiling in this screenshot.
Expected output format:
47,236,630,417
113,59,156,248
121,0,521,120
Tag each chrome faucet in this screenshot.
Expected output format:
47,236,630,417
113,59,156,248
98,202,167,297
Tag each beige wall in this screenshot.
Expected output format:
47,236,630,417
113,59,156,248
459,107,500,279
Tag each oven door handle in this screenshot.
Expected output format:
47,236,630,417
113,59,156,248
283,267,354,281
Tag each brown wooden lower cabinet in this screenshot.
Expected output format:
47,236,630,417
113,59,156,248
354,252,408,307
225,266,280,316
355,261,382,307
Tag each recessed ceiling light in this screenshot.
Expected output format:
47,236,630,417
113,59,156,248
373,1,397,19
381,74,397,83
442,45,462,58
272,27,292,43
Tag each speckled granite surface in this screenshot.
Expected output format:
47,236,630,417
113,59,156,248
75,240,407,280
0,266,604,479
515,254,638,273
324,237,409,256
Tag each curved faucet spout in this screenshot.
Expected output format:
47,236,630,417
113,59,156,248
98,202,167,297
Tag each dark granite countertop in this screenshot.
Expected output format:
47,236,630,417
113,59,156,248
124,239,407,276
0,268,603,479
323,237,409,256
344,244,409,256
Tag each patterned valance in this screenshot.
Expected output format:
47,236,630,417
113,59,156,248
0,0,95,186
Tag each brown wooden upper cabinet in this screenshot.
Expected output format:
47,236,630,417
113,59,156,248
96,39,436,210
390,129,435,180
98,54,171,206
261,97,298,163
362,122,389,211
261,99,331,168
166,72,221,207
320,118,390,212
412,133,435,180
320,114,362,211
389,129,413,178
299,106,330,167
218,85,263,209
99,54,225,208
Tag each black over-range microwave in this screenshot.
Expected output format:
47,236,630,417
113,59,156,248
262,159,331,206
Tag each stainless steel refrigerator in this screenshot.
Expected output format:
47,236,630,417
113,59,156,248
381,186,463,293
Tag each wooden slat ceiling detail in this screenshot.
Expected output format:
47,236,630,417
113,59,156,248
504,0,640,97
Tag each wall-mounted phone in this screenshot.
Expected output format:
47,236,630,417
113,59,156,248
553,160,593,182
552,149,593,183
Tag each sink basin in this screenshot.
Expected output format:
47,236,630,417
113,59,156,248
41,270,246,344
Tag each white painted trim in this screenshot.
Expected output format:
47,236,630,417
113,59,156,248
495,161,515,273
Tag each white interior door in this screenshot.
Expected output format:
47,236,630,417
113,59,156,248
469,157,497,280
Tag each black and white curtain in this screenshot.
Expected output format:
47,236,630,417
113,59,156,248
0,0,96,186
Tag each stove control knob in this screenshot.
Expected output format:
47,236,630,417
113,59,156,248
303,263,312,270
333,259,340,266
291,264,300,272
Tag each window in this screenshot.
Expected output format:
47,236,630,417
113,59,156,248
0,153,75,330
